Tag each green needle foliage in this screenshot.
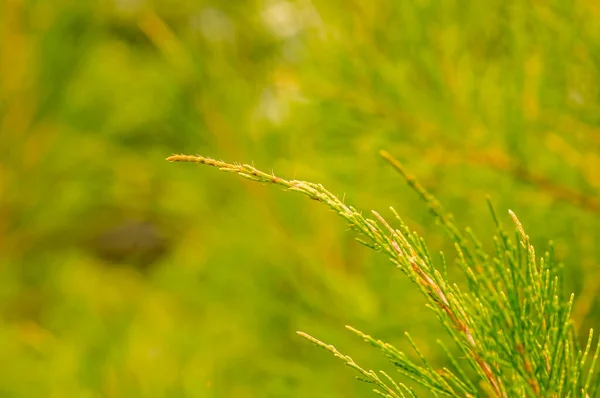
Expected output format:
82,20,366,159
168,152,600,397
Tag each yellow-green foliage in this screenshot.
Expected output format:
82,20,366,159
167,153,599,397
1,0,600,397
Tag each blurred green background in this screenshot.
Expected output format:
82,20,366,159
1,0,600,396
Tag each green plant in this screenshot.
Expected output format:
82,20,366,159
168,152,600,397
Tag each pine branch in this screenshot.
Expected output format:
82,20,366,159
167,153,600,397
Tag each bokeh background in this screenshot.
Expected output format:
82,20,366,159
2,0,600,396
